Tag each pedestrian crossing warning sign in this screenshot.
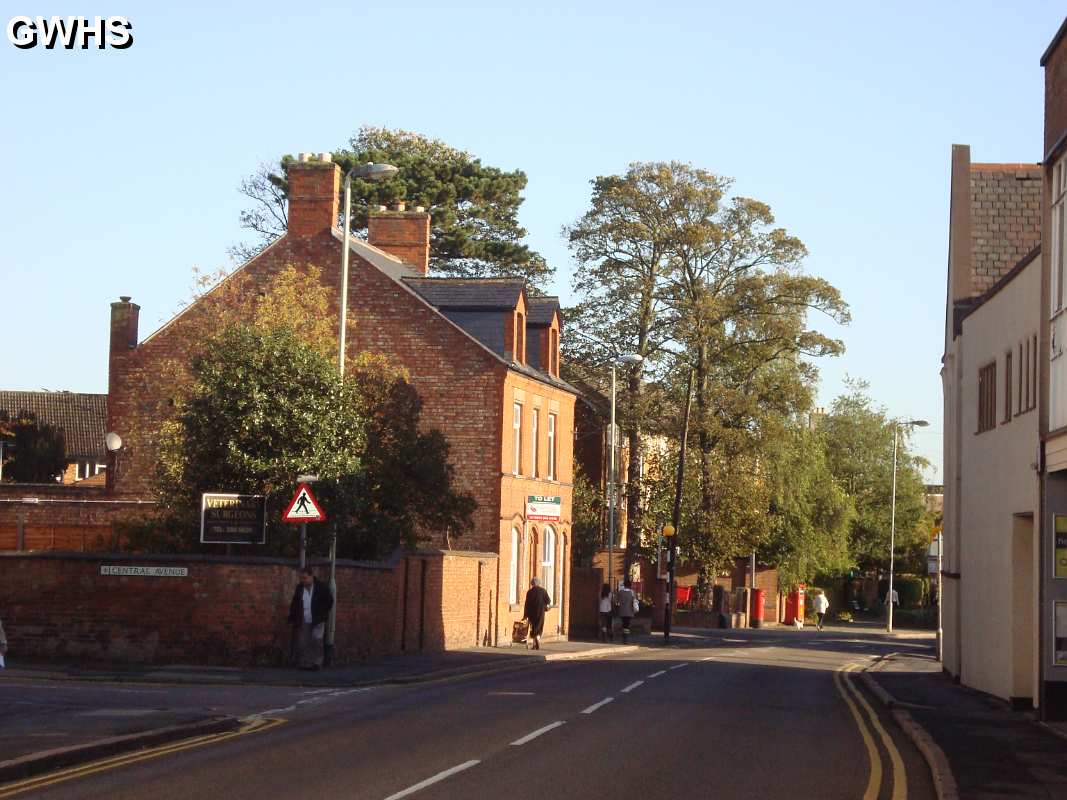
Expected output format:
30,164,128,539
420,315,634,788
282,483,326,523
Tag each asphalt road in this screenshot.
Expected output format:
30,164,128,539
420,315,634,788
1,630,936,800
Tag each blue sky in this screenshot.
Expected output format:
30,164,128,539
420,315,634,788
3,1,1065,481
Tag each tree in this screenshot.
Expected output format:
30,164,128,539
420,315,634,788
126,265,475,558
565,161,849,579
565,163,683,572
0,411,66,483
233,126,551,288
760,422,854,589
820,380,930,573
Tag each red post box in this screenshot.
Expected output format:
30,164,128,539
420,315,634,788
784,585,807,625
750,588,765,628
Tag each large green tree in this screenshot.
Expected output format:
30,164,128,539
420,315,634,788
760,421,855,589
820,380,930,573
233,126,551,287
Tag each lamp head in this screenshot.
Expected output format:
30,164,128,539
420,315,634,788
662,523,675,538
347,162,399,182
615,353,644,366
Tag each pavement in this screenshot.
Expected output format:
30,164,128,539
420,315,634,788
0,638,641,688
0,627,936,800
867,650,1067,799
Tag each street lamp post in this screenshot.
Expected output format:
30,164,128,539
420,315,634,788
887,418,929,634
329,162,398,665
608,354,643,593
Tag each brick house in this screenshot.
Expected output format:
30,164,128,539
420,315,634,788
0,390,107,484
104,152,577,648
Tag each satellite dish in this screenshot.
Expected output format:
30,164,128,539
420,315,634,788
105,432,123,452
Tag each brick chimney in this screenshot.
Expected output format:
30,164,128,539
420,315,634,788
286,152,341,237
368,204,431,275
109,296,139,357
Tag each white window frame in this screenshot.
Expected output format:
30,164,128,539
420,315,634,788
509,527,520,605
558,534,566,626
547,413,557,480
512,403,522,475
531,409,539,478
542,526,556,606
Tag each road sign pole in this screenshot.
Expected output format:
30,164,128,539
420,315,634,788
326,525,337,666
299,522,307,570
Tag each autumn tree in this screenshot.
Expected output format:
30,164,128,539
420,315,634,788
565,163,683,572
128,266,475,558
233,126,551,288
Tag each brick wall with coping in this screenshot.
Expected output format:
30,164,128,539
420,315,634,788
0,549,496,665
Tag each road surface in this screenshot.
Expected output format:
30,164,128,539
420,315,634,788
0,628,935,799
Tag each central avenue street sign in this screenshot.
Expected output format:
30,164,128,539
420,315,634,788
200,493,266,544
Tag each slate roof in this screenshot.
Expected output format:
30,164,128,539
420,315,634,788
402,278,525,310
0,391,107,459
969,163,1042,295
527,296,560,326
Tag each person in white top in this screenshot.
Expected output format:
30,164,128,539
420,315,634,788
598,584,614,642
813,591,830,631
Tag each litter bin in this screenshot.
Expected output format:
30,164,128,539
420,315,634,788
750,588,765,628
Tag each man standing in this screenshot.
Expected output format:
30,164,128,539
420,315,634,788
522,577,551,650
288,567,334,670
616,578,638,643
813,591,830,631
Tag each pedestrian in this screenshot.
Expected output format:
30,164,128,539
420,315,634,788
813,591,830,631
884,587,900,616
616,578,638,643
0,615,7,669
522,577,551,650
598,584,614,642
287,567,334,671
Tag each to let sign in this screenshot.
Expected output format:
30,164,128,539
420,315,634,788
526,495,561,521
201,493,266,544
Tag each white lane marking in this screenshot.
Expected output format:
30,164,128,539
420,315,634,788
669,663,689,671
581,697,614,714
510,721,564,746
702,656,715,661
489,691,535,696
621,681,643,693
648,670,667,678
382,760,481,800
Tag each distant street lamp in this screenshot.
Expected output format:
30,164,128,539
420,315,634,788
887,418,929,633
329,162,398,665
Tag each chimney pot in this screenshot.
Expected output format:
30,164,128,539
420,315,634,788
415,206,425,213
394,202,406,212
318,152,332,162
298,152,311,162
119,295,131,303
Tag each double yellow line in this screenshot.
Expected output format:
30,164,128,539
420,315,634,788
834,664,906,800
0,716,285,799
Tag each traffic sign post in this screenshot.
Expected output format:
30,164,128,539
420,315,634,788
283,482,326,578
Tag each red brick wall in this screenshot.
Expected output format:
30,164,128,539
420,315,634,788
1045,32,1067,158
368,210,430,275
0,549,496,665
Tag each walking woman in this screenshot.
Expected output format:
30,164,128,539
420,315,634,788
598,584,614,641
522,577,551,650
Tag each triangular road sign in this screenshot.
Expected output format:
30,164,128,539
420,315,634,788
282,483,326,523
